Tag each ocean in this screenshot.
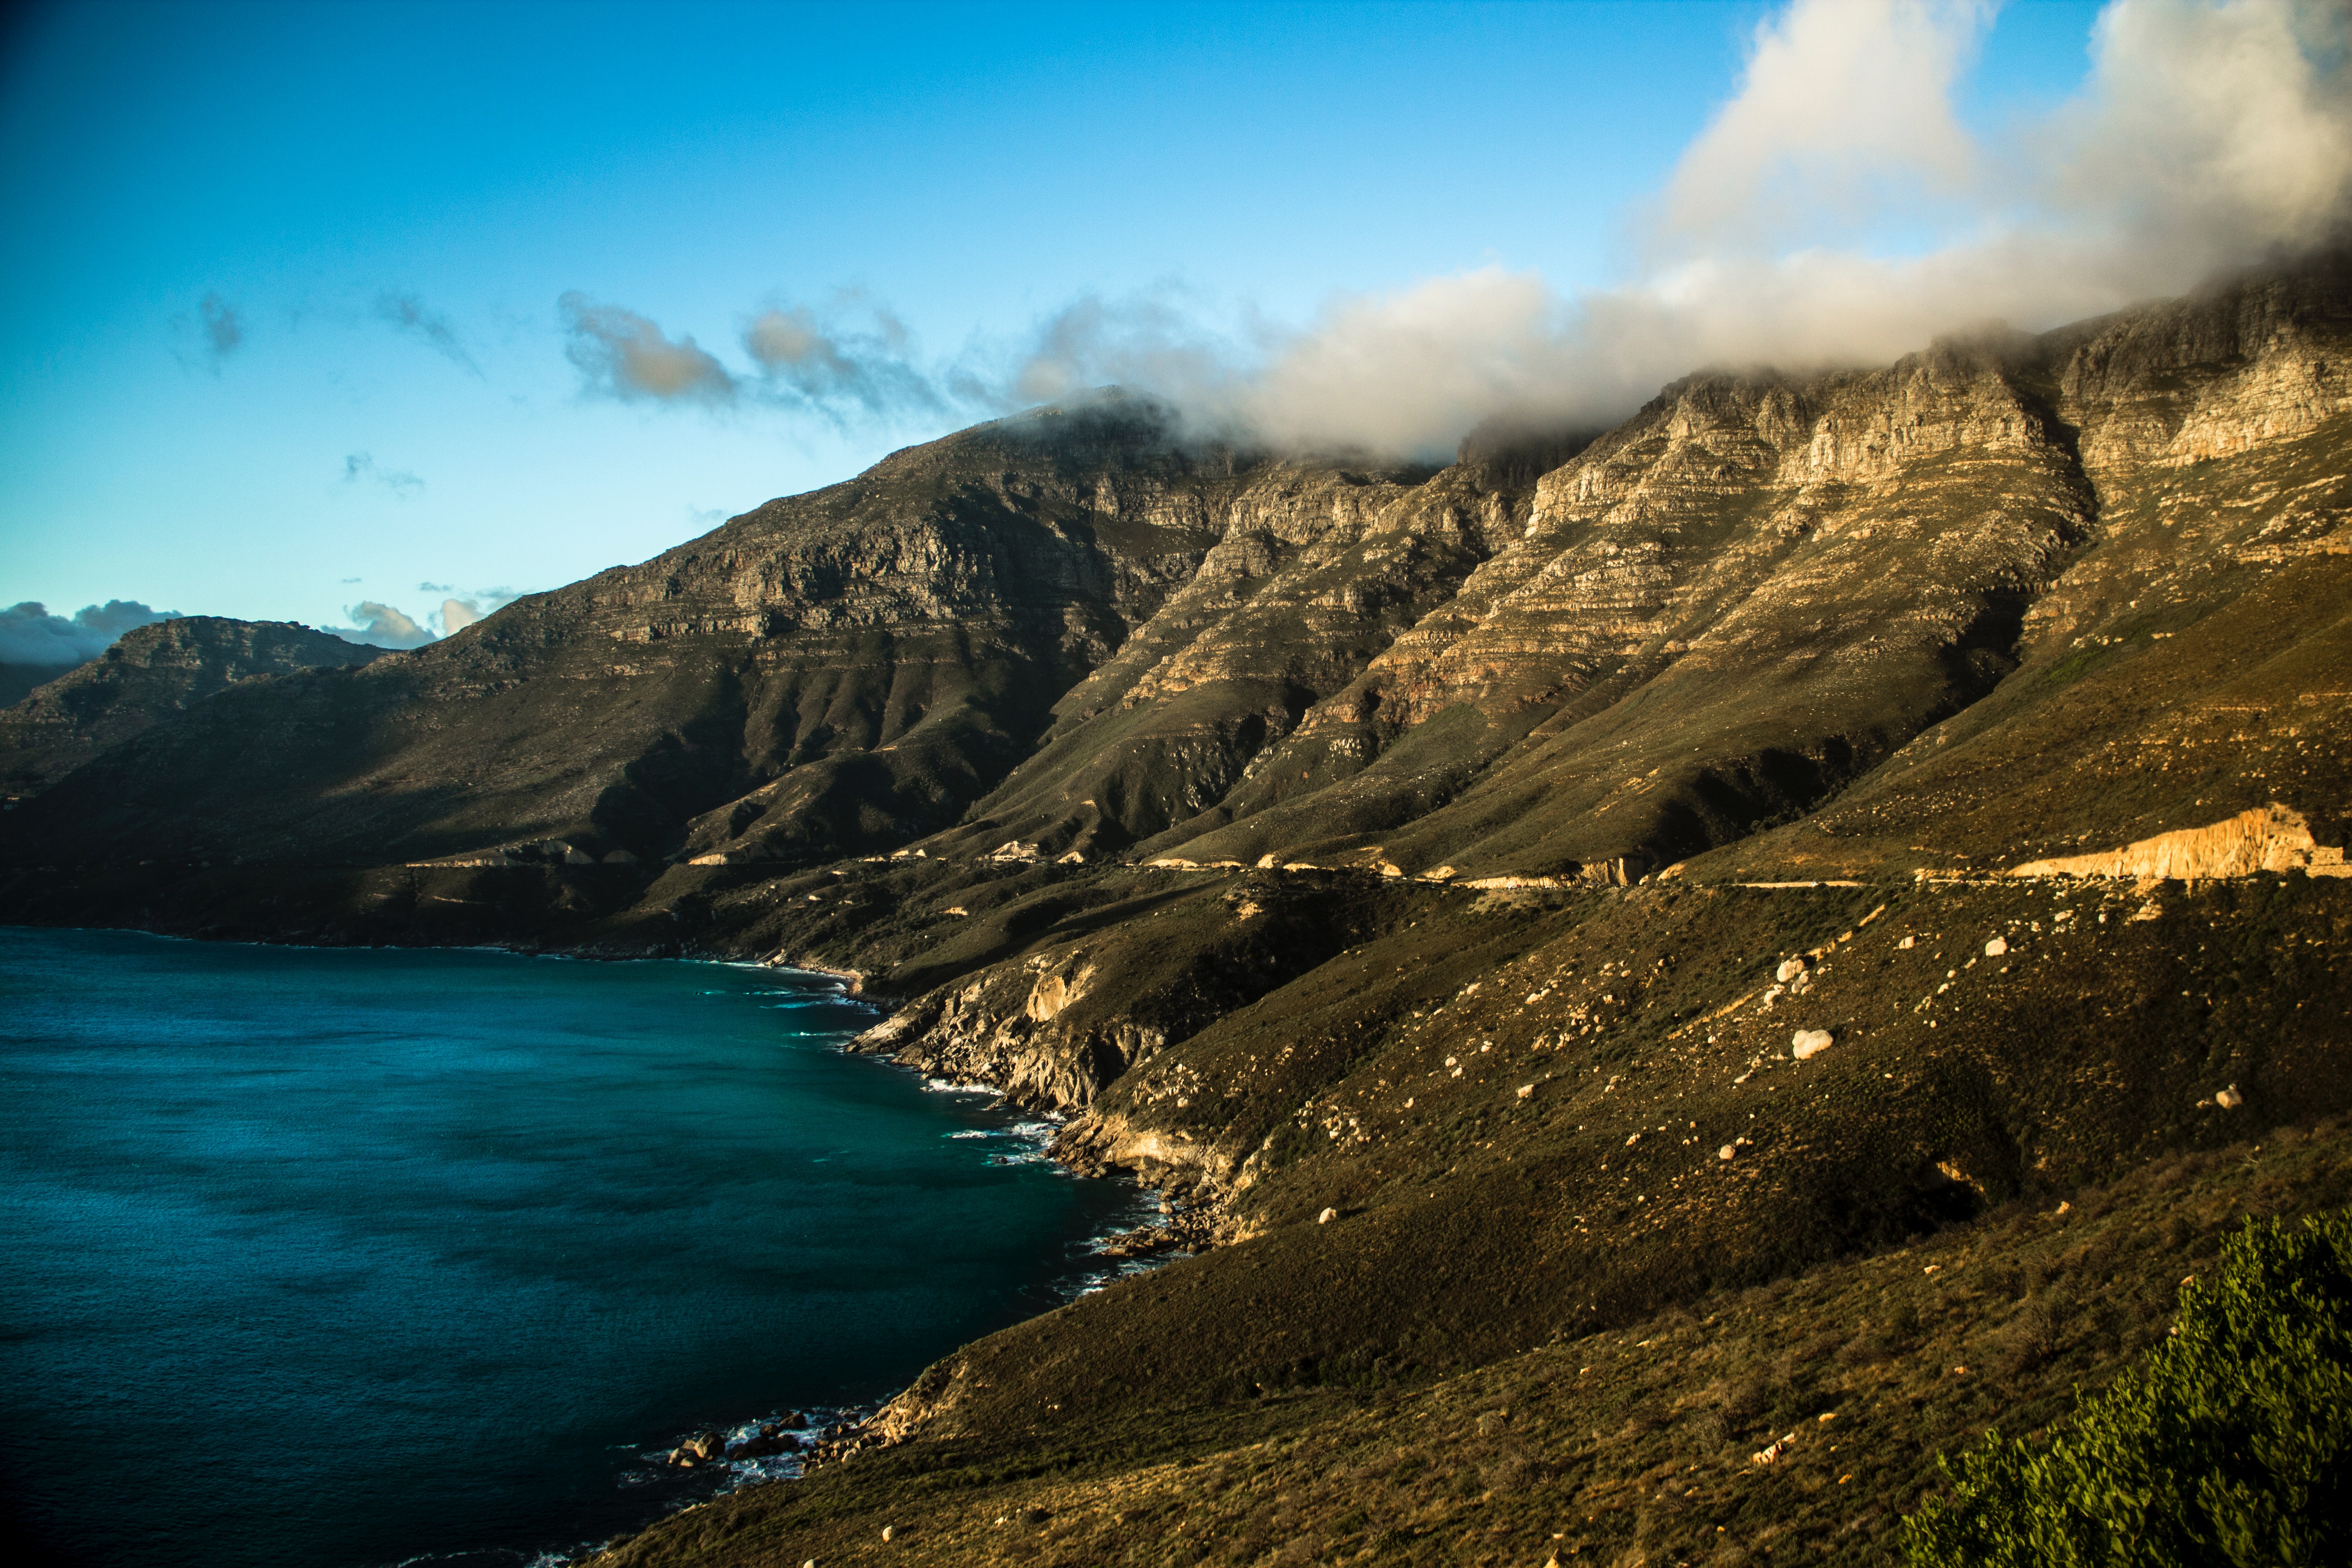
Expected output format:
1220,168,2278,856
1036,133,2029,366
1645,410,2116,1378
0,928,1144,1567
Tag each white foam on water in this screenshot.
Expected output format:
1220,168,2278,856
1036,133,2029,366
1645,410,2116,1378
920,1076,1000,1095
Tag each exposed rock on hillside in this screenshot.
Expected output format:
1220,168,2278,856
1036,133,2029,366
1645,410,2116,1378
4,259,2351,1568
2012,801,2352,880
0,617,384,797
7,266,2348,915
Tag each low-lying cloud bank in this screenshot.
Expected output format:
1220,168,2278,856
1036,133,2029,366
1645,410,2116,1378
0,600,178,667
562,0,2352,458
337,585,525,649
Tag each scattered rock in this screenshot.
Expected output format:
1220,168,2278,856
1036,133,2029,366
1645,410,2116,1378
1984,936,2009,956
2216,1084,2244,1109
1317,1206,1338,1224
1775,957,1808,983
1718,1145,1736,1160
880,1524,895,1542
1517,1083,1535,1099
1790,1029,1833,1059
1897,935,1916,949
1752,1432,1798,1465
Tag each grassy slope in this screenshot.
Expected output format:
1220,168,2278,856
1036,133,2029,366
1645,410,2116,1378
595,1121,2352,1568
577,864,2349,1567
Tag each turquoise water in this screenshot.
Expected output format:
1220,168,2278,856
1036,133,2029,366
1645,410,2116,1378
0,929,1141,1568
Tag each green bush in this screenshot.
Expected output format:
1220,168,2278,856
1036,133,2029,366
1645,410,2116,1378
1902,1209,2352,1568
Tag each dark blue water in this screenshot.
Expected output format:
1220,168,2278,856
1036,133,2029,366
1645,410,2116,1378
0,929,1141,1568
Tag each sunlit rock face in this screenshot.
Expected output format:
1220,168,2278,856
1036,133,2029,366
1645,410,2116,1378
3,259,2347,927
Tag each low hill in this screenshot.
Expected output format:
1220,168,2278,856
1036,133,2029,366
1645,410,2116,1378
0,617,385,798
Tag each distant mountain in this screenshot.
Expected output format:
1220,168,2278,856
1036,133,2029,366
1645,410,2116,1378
0,663,82,709
0,617,385,798
5,263,2349,1568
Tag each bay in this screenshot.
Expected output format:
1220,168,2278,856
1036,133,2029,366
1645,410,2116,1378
0,928,1139,1568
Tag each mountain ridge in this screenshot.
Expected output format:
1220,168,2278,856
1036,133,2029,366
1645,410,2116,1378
4,259,2349,1568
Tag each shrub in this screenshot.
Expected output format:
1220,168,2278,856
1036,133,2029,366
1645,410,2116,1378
1902,1209,2352,1567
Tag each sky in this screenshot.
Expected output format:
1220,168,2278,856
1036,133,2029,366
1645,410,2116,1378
1,0,2343,652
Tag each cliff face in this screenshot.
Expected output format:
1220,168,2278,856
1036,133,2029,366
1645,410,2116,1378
9,266,2344,906
0,617,384,797
5,262,2352,1567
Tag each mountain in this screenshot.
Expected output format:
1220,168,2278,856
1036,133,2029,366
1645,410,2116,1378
0,662,82,709
0,617,386,799
5,262,2350,1566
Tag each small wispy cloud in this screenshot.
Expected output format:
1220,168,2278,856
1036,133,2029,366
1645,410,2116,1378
343,451,424,497
741,295,946,421
172,291,245,372
558,291,736,405
375,291,480,373
557,289,963,425
199,293,241,358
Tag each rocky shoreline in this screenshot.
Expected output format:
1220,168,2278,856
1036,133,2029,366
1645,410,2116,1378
626,997,1205,1503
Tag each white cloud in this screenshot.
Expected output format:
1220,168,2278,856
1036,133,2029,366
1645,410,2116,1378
556,2,2352,460
413,583,524,638
343,451,424,496
1205,0,2352,456
1652,0,1991,254
339,601,436,649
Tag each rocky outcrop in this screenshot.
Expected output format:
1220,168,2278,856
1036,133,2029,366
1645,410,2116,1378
850,870,1390,1118
2011,802,2351,880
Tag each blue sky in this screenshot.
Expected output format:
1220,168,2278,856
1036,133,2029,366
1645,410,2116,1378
0,0,2132,644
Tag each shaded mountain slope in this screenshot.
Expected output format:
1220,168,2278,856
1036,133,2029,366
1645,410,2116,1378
0,395,1519,884
0,617,383,798
0,663,82,709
